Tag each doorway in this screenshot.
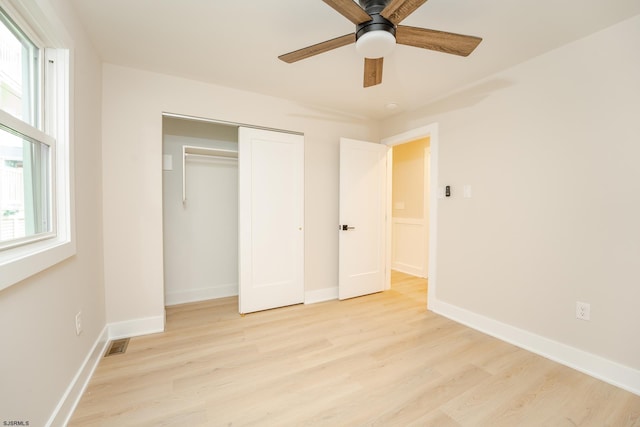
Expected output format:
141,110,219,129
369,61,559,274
390,138,430,279
383,124,439,308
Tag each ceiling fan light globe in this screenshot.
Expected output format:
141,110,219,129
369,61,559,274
356,30,396,59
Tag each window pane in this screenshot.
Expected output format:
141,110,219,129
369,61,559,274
0,8,39,127
0,124,50,245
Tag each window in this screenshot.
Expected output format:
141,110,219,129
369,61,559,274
0,8,39,126
0,121,53,248
0,2,73,290
0,6,52,249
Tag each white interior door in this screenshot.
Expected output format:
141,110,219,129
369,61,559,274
238,127,304,314
339,138,390,300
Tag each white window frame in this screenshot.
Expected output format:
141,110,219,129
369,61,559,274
0,109,56,249
0,1,74,291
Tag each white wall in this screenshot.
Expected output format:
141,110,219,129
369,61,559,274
0,0,105,425
162,118,239,305
383,15,640,383
102,64,379,328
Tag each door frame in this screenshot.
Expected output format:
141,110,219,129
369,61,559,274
382,123,438,310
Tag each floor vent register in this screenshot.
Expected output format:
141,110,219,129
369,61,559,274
104,338,130,357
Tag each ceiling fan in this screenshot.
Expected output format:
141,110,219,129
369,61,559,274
278,0,482,88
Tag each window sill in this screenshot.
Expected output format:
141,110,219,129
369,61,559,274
0,236,75,291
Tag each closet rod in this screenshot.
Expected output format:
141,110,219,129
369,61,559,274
185,153,238,161
182,146,238,204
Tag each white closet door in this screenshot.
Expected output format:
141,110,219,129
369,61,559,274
238,127,304,314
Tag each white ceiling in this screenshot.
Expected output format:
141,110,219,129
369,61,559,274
70,0,640,119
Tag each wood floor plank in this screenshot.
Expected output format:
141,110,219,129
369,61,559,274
70,271,640,426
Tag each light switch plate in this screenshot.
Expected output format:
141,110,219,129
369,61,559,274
163,154,173,171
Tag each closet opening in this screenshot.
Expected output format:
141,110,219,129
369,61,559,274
162,116,239,306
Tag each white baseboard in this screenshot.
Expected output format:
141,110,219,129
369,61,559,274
46,326,110,427
108,315,165,340
431,298,640,396
48,316,165,425
391,263,425,278
165,284,238,306
305,287,338,304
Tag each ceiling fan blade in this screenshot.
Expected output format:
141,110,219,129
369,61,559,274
322,0,372,25
278,33,355,63
381,0,428,24
396,25,482,57
363,57,383,87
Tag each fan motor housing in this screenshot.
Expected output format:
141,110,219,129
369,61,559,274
356,0,396,41
359,0,390,14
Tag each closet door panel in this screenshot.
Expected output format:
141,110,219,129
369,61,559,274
238,127,304,314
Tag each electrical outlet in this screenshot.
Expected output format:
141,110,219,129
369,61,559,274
576,302,590,321
75,311,83,335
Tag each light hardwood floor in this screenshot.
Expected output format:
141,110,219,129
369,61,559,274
70,272,640,426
